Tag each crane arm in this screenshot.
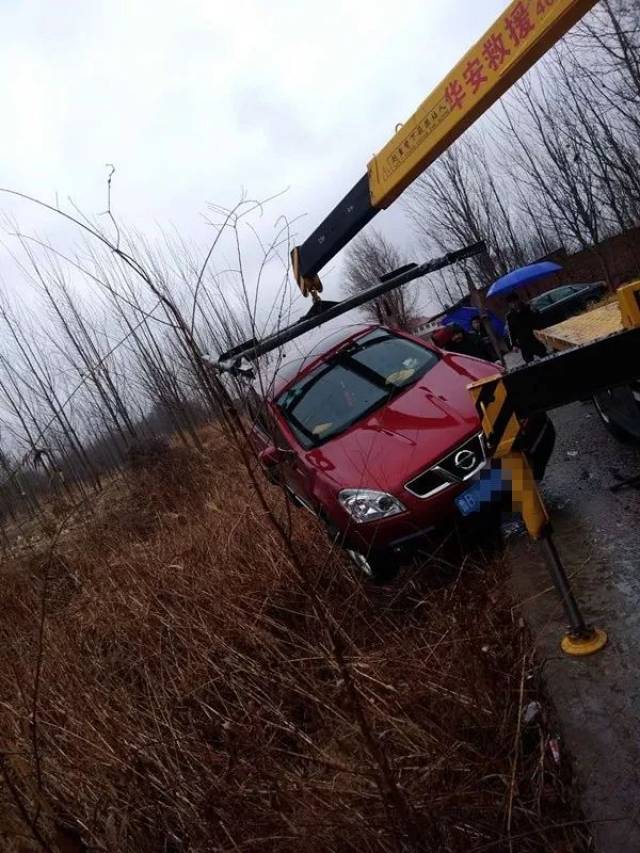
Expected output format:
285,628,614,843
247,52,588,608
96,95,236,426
291,0,598,293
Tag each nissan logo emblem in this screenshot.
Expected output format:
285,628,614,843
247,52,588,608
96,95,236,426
454,449,477,472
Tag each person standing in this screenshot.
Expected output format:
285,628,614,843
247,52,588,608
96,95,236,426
438,323,493,361
470,315,498,361
505,293,547,363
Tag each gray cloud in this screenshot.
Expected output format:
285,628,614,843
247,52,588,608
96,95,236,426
0,0,508,321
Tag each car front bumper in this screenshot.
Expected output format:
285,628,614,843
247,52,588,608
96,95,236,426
340,414,555,555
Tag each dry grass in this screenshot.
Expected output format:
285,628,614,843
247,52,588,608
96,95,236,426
0,428,589,852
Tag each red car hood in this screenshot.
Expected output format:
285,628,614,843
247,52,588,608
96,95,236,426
304,353,500,493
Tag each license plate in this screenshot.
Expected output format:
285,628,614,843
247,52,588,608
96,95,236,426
455,466,505,516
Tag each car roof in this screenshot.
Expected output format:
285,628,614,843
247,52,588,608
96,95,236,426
533,282,599,300
263,323,381,399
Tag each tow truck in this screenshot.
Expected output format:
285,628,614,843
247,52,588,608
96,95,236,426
535,301,640,442
218,0,640,647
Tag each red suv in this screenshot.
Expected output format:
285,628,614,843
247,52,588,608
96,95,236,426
250,324,554,579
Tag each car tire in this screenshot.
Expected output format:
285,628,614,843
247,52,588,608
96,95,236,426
261,463,280,485
321,518,398,584
593,390,639,443
345,548,398,584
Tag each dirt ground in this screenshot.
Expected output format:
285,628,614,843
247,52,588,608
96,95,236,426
506,397,640,853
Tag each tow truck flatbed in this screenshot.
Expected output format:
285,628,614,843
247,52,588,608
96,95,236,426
534,296,640,442
535,300,623,351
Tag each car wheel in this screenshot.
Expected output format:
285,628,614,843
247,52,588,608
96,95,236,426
593,390,638,443
345,548,398,584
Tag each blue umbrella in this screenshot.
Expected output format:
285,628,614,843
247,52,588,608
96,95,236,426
442,305,506,338
487,261,562,298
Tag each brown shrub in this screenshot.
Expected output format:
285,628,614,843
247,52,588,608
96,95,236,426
0,430,589,852
126,435,171,469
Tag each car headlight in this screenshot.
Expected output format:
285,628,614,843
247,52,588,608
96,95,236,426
338,489,406,523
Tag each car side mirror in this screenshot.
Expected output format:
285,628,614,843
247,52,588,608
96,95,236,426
259,445,284,468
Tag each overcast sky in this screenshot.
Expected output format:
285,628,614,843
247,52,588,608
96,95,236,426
1,0,509,321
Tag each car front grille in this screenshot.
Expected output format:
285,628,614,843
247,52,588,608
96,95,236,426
405,433,486,499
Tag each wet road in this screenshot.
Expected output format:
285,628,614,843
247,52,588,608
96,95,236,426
507,397,640,853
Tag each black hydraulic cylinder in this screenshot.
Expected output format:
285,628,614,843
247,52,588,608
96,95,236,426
541,530,590,637
218,241,486,365
294,174,377,280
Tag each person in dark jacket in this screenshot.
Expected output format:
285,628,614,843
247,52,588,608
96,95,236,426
441,323,493,361
505,293,547,363
470,315,498,361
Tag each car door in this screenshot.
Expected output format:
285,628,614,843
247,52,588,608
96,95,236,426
540,286,577,327
575,282,605,309
246,387,275,455
531,293,554,328
269,412,316,512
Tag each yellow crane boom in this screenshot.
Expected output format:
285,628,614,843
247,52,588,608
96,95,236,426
368,0,597,207
292,0,598,293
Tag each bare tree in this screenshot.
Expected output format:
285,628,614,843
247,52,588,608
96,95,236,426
404,133,550,305
342,229,416,328
402,0,640,302
0,0,638,524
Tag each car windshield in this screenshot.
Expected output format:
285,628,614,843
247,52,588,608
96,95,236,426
530,293,552,309
532,286,575,309
276,330,439,448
